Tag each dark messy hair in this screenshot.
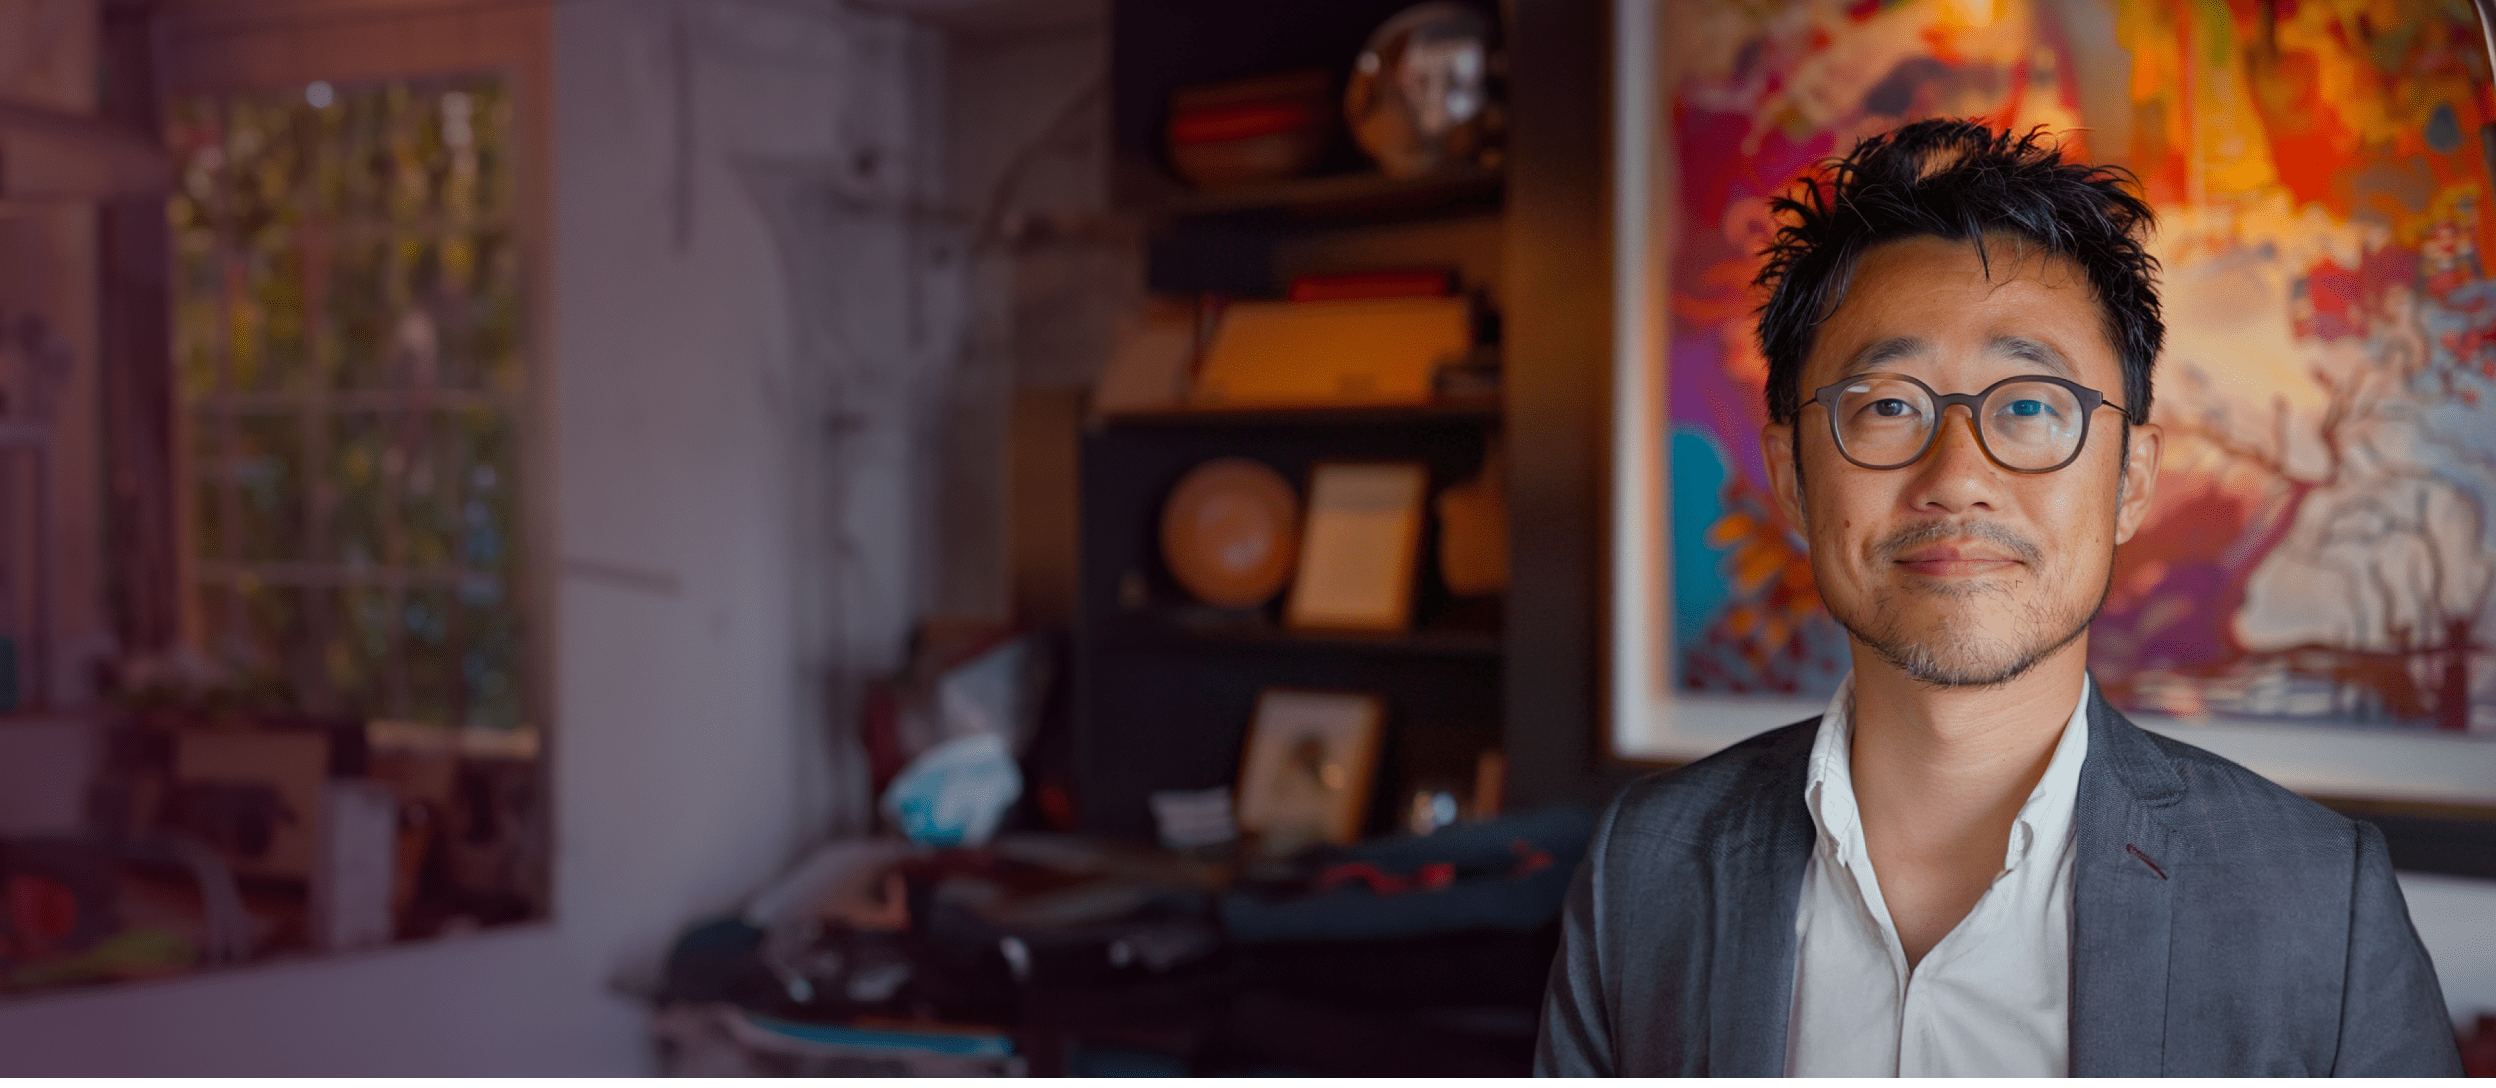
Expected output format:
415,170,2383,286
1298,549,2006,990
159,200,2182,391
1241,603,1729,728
1754,119,2162,428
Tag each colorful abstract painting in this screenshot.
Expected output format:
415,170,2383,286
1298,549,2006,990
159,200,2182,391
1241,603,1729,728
1667,0,2496,733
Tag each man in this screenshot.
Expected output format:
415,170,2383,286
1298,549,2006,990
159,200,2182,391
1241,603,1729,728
1535,119,2463,1077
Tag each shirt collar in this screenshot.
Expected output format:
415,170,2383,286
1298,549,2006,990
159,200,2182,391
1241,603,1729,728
1803,675,1865,866
1803,672,2094,873
2008,674,2092,868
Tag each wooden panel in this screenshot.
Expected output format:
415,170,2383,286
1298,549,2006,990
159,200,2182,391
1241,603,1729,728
1010,389,1085,628
1499,0,1612,807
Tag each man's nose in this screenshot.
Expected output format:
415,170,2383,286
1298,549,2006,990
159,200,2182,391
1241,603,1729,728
1904,403,2002,512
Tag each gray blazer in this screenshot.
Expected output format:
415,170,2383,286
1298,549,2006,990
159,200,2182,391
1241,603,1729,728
1535,687,2465,1076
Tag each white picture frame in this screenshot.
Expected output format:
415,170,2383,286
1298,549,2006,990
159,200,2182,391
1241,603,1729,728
1285,462,1428,634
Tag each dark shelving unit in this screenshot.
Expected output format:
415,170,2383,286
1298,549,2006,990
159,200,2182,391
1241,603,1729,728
1076,400,1504,841
1077,0,1612,844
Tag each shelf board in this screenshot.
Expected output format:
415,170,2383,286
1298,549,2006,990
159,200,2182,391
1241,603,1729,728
1096,395,1501,429
1143,165,1504,226
1094,608,1503,659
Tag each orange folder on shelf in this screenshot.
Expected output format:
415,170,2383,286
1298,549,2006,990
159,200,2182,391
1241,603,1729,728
1191,296,1471,408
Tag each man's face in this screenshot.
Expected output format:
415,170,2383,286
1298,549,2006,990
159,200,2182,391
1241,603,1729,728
1762,234,2162,688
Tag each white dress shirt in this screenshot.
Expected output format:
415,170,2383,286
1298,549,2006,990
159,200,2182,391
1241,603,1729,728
1783,672,2092,1078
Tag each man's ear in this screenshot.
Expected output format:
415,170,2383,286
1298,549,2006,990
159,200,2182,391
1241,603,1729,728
1762,421,1806,533
2113,421,2162,545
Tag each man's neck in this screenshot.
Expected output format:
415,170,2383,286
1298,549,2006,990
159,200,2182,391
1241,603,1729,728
1847,639,2088,815
1844,638,2091,964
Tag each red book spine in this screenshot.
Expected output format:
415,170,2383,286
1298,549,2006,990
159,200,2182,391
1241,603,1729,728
1286,269,1458,302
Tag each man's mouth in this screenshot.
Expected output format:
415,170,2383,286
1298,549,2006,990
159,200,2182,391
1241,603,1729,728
1891,542,2025,577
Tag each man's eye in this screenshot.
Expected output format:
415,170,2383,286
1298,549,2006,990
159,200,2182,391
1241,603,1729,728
1869,398,1915,417
2005,399,2051,417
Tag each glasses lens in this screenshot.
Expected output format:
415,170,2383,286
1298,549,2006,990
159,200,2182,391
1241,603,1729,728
1832,377,1935,466
1982,380,2087,470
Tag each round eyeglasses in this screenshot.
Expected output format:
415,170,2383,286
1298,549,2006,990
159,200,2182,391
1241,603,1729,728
1807,372,2129,473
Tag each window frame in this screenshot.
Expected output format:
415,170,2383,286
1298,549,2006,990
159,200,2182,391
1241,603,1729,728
150,0,561,911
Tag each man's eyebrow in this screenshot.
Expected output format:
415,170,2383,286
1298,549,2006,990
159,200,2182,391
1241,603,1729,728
1989,335,2077,378
1837,336,1927,378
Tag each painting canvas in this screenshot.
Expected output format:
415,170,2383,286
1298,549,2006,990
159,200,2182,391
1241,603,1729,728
1660,0,2496,738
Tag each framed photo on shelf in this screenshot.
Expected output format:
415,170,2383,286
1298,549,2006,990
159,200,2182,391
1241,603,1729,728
1235,688,1385,848
1286,461,1427,633
1608,0,2496,805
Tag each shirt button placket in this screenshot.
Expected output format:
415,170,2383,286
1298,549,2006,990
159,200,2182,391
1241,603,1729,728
1898,962,1927,1077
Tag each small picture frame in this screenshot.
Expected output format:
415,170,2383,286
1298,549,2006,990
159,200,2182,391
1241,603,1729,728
1235,688,1385,848
1285,461,1428,633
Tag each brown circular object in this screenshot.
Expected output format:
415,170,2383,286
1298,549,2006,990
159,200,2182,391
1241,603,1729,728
1161,458,1300,608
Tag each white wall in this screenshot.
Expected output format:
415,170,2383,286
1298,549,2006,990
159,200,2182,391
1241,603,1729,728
0,0,953,1071
931,14,1126,620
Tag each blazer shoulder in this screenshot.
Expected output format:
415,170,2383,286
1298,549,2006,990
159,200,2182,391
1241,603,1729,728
1603,719,1817,853
2127,722,2362,855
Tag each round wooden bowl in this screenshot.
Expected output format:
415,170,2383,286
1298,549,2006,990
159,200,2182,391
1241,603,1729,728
1160,457,1301,609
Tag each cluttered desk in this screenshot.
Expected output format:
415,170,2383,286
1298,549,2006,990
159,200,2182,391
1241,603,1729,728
648,626,1592,1077
653,812,1586,1077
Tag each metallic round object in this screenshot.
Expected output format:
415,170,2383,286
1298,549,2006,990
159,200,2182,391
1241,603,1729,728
1345,3,1496,179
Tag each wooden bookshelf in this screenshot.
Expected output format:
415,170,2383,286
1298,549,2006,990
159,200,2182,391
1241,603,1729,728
1075,0,1610,842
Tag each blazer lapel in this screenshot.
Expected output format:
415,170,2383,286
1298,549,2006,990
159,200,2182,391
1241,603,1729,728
1709,726,1818,1076
2068,688,2184,1077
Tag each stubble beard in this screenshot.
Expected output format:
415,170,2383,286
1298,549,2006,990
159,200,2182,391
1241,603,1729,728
1824,519,2113,690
